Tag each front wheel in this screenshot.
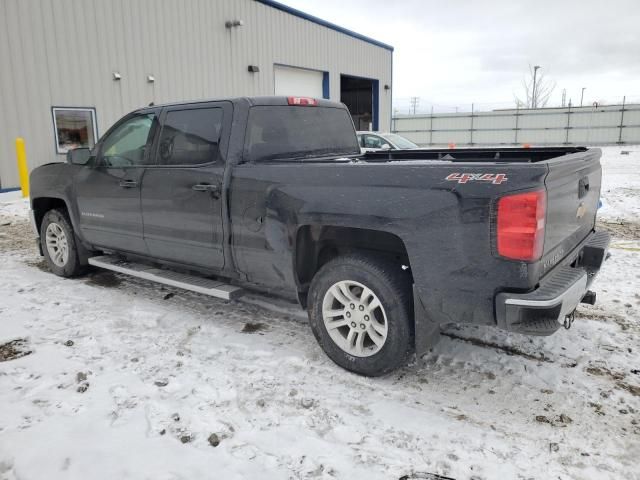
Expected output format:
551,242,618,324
307,254,414,376
40,209,87,277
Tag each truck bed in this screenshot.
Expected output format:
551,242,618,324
363,146,588,163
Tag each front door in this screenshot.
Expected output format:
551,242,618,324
141,102,230,270
75,111,158,253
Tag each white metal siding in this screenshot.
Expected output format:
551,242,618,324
0,0,392,187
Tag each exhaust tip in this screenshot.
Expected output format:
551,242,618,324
581,290,597,306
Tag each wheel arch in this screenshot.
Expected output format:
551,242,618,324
31,197,71,234
294,225,412,306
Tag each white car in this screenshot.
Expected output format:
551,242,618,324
357,131,419,152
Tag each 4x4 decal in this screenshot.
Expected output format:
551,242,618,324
445,173,508,185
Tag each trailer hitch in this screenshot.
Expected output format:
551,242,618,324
581,290,596,305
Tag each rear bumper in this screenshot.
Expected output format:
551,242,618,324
495,230,610,335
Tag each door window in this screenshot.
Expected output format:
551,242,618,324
100,113,156,167
158,108,223,165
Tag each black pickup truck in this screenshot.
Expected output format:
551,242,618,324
29,96,609,376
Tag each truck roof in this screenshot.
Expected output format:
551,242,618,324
136,96,343,113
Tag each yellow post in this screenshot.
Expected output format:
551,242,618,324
15,137,29,198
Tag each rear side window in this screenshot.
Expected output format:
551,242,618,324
158,108,223,165
245,106,360,162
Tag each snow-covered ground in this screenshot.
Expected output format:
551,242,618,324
0,147,638,480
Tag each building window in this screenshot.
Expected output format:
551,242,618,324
52,107,98,154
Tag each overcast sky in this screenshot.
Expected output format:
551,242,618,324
284,0,640,113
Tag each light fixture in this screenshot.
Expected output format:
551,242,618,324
147,75,155,83
112,72,121,81
247,65,260,73
384,84,390,90
225,19,244,28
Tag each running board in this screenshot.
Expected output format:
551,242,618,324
88,255,244,300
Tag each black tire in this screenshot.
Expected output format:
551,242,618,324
40,208,87,277
307,253,414,376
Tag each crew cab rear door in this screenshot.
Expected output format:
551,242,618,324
540,149,602,275
140,102,231,270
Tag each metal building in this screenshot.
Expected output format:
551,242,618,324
0,0,393,189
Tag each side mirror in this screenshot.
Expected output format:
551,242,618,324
381,144,391,150
66,147,92,165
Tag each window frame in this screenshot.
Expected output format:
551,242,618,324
152,101,232,168
51,106,98,155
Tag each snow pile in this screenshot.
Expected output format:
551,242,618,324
598,146,640,224
0,147,638,480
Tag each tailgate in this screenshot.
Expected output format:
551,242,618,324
541,149,602,272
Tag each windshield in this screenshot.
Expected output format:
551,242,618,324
245,106,360,162
383,133,418,149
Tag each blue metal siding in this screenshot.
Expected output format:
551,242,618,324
322,72,330,99
372,79,379,131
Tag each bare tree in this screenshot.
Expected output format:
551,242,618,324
515,65,556,108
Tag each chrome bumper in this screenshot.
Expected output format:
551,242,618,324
495,230,610,336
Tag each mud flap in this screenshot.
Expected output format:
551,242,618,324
75,234,93,266
35,237,43,256
413,284,441,357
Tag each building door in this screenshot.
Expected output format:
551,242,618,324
340,75,378,131
274,65,325,98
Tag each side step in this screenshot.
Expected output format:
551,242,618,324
88,255,244,300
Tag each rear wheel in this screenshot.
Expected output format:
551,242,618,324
307,253,413,376
41,209,87,277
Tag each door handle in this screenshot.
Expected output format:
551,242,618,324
119,180,138,188
192,183,220,196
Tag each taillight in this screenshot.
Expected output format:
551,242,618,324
497,190,546,261
287,96,318,106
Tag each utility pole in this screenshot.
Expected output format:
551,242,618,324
618,95,626,144
580,87,586,107
429,105,434,145
410,97,420,115
470,103,476,145
532,65,541,108
561,89,566,107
